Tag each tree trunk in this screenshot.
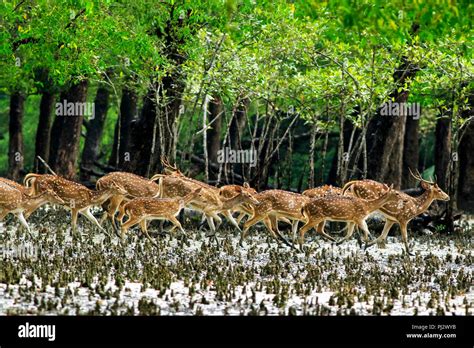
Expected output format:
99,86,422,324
123,8,194,176
49,80,88,179
228,98,249,182
125,76,185,176
366,57,418,189
123,87,157,175
207,95,223,180
458,118,474,213
434,116,451,192
229,98,249,150
34,91,55,173
109,87,138,169
8,92,25,181
80,84,110,181
328,118,354,185
402,116,419,188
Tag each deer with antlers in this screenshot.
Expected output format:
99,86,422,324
96,172,160,230
299,185,400,249
24,173,126,236
0,179,65,236
342,170,449,255
151,157,247,234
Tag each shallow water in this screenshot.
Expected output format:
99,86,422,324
0,208,473,316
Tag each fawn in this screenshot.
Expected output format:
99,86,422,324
119,188,204,243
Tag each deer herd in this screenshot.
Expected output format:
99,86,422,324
0,158,449,255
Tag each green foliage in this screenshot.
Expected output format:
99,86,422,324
0,0,472,182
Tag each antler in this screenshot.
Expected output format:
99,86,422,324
160,155,178,172
408,167,434,185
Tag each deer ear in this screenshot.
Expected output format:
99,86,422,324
420,181,430,190
243,182,250,188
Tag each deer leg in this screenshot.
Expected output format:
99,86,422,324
315,222,336,242
81,208,108,235
365,220,395,249
222,210,242,232
298,220,320,250
71,209,80,236
265,216,295,249
264,216,279,239
236,211,247,225
116,203,127,225
356,220,372,249
121,217,141,241
0,210,9,221
336,222,355,245
165,225,177,234
291,221,300,242
168,215,187,240
204,214,217,236
23,208,34,220
99,199,110,225
107,196,124,231
16,212,33,238
139,219,147,235
269,215,280,234
167,216,185,235
264,216,284,243
211,213,223,231
400,222,413,256
240,214,264,247
139,219,158,246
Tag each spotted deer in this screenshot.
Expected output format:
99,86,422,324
96,172,160,230
342,170,449,255
119,188,204,243
299,185,399,249
168,188,260,237
219,183,260,223
151,158,246,234
0,180,64,236
302,185,343,198
24,173,126,236
239,189,314,248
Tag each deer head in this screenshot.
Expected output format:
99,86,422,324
181,187,204,206
240,190,260,205
409,168,449,201
243,182,257,195
108,182,128,196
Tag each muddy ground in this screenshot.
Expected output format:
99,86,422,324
1,208,473,316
